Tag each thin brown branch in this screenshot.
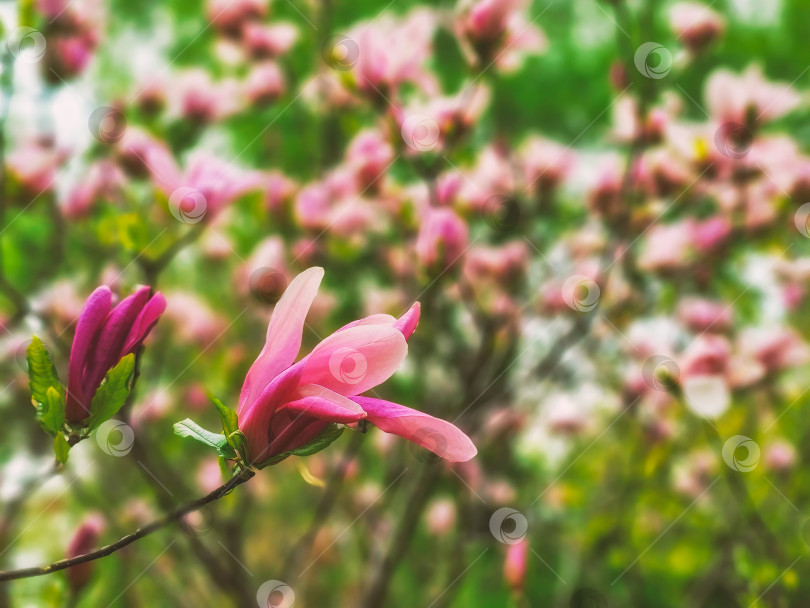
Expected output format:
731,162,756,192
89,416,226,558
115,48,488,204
0,468,254,583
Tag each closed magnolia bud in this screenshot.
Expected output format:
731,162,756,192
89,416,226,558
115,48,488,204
503,537,529,591
65,514,106,592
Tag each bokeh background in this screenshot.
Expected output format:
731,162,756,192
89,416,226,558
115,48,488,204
0,0,809,606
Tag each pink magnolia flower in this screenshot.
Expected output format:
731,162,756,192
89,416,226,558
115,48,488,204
244,61,286,106
242,22,298,58
62,160,126,219
66,286,166,423
677,298,732,333
207,0,267,37
173,69,243,123
521,136,574,196
347,9,439,99
456,0,547,72
237,267,477,466
415,207,469,271
346,129,394,190
152,153,264,222
705,66,800,128
7,139,66,195
669,2,725,54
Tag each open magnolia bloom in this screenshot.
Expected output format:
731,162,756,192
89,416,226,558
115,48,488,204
237,267,477,467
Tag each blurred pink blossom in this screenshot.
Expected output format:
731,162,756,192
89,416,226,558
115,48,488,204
669,2,725,54
415,207,469,271
65,514,106,592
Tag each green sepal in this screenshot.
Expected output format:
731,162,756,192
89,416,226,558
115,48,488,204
174,418,237,460
53,433,70,464
209,396,249,462
211,396,238,436
84,354,136,431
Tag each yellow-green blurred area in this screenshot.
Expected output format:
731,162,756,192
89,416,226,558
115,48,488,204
1,0,810,606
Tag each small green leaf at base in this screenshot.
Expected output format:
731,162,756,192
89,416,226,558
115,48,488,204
211,396,238,436
84,354,136,431
174,418,236,460
54,434,70,464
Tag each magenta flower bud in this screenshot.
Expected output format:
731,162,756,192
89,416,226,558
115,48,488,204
237,268,476,466
415,208,469,272
65,286,166,423
65,514,105,592
503,537,529,591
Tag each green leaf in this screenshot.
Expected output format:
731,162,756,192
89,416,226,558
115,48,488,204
211,396,239,437
40,387,66,435
27,336,64,410
84,354,136,430
174,418,236,459
53,433,70,464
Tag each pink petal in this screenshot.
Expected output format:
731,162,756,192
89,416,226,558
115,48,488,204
282,385,367,423
337,314,396,332
122,291,167,353
352,396,477,462
238,364,303,461
393,302,420,340
66,286,112,420
300,324,407,397
85,287,150,394
266,416,329,460
238,267,324,415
